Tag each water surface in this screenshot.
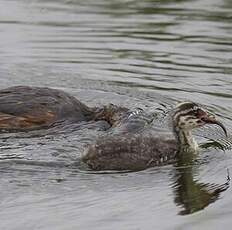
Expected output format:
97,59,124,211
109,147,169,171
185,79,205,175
0,0,232,229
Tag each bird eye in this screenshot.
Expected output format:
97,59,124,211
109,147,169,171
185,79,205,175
193,109,198,115
193,108,202,116
195,108,207,117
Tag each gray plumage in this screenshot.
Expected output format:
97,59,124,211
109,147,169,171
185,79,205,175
83,102,227,171
83,132,178,171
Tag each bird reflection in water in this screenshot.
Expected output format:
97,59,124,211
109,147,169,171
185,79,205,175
173,149,230,215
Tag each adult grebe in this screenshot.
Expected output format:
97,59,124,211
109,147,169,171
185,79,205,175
0,86,127,132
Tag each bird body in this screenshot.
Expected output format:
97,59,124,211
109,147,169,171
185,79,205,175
0,86,94,131
83,132,178,171
0,86,227,171
83,102,227,170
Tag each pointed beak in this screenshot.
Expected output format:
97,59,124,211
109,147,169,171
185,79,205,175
201,115,227,137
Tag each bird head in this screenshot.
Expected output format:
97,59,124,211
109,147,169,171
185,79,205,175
173,102,227,136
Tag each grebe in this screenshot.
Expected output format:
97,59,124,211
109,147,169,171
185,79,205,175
0,86,227,171
82,102,227,171
0,86,138,132
0,86,96,131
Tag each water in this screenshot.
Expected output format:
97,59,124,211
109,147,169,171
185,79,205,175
0,0,232,229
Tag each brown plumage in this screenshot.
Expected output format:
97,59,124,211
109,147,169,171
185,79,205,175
0,86,94,131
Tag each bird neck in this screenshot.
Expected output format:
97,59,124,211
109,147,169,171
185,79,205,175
174,128,198,152
93,104,129,127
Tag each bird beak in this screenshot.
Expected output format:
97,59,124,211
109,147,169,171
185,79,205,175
201,114,227,137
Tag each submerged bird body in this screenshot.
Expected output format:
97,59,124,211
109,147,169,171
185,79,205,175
0,86,227,171
0,86,94,131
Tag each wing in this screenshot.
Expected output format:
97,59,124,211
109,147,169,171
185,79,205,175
0,111,55,131
0,86,92,131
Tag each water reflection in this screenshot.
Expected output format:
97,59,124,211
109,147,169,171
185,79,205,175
0,0,232,229
173,151,230,215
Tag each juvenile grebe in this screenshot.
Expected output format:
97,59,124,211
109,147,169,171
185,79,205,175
82,102,227,171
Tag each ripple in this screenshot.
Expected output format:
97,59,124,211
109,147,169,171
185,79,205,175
0,0,232,229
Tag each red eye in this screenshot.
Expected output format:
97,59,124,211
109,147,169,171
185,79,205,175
196,109,207,117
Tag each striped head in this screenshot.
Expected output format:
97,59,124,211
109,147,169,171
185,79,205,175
173,102,227,136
